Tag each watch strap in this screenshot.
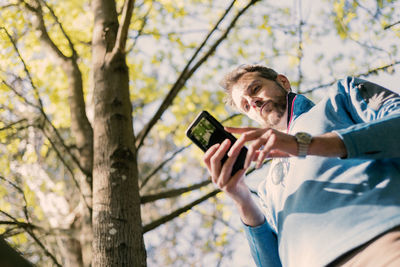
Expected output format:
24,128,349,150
297,142,309,157
295,132,312,157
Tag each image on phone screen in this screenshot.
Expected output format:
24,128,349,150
186,111,247,176
190,116,219,150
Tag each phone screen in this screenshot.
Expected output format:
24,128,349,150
186,111,247,176
190,116,217,150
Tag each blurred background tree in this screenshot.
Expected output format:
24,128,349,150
0,0,399,266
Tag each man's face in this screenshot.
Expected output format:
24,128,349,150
231,72,290,129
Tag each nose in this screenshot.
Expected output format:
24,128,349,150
250,98,263,109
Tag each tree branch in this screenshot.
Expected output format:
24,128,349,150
1,80,39,111
140,179,211,204
127,0,153,53
0,218,78,238
140,145,188,189
0,226,25,239
39,0,77,58
303,60,400,94
42,131,91,211
0,176,30,223
113,0,136,54
0,209,61,266
19,0,68,64
141,158,267,232
21,0,94,177
356,61,400,77
296,0,305,92
0,3,19,9
25,227,62,267
0,27,44,108
143,189,220,233
1,82,90,209
1,26,91,179
135,0,260,149
334,5,393,62
139,113,241,190
384,20,400,30
0,119,28,132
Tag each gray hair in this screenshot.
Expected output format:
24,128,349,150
219,64,279,108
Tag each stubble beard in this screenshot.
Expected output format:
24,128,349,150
261,84,288,128
262,97,287,127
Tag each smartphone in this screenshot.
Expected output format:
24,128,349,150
186,110,247,176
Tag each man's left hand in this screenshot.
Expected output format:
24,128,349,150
225,127,298,169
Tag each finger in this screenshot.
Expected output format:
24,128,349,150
256,150,267,169
218,150,240,187
244,143,263,169
228,128,265,157
244,138,267,169
204,144,220,184
203,143,220,168
210,139,231,180
262,131,297,157
224,126,258,134
221,139,246,174
245,152,258,169
244,145,255,170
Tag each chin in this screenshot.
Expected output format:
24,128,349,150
266,114,284,128
256,112,283,128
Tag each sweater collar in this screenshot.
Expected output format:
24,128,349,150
287,93,315,132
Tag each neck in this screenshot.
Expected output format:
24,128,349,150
275,110,289,131
277,92,296,131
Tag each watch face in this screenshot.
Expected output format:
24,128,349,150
296,132,312,143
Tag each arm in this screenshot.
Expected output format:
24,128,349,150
203,140,281,266
226,127,347,169
227,78,400,163
332,78,400,159
243,219,282,267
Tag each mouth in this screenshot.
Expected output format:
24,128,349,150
260,100,273,116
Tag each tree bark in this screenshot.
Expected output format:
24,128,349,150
91,0,146,266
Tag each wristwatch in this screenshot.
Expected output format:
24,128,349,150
294,132,312,157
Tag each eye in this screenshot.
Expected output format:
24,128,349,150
251,85,260,94
244,102,250,112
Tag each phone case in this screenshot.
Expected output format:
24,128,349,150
186,110,247,176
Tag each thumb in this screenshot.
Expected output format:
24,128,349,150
228,169,246,186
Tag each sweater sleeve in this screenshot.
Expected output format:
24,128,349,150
242,219,282,267
332,77,400,159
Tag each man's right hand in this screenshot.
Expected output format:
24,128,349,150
203,138,248,205
203,138,265,227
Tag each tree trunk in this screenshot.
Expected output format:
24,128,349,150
91,1,147,265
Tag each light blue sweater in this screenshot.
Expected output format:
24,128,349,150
243,77,400,267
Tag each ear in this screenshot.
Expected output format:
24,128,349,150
276,74,291,92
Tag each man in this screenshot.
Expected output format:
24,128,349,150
203,64,400,266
